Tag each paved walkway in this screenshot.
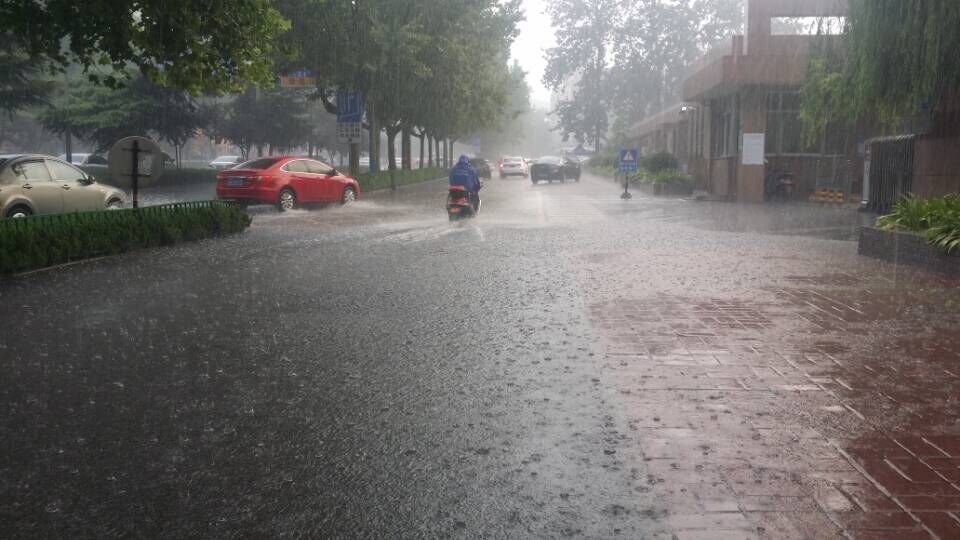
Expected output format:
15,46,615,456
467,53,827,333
569,187,960,538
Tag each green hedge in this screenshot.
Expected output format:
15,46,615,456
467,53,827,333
0,201,252,274
877,194,960,254
356,167,446,192
81,166,218,189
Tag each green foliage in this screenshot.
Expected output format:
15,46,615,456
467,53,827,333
802,1,960,134
0,34,56,115
0,202,252,274
641,152,680,174
645,169,693,185
38,74,207,153
545,0,743,148
277,0,523,166
208,88,314,159
877,194,960,254
0,0,288,94
356,168,446,192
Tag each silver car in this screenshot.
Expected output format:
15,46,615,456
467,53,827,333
209,155,244,170
0,154,125,218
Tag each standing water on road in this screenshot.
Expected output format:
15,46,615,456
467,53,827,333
3,1,960,539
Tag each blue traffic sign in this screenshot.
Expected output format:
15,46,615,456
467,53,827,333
619,149,639,172
336,90,363,123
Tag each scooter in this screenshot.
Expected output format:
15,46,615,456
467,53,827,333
447,186,480,221
765,169,795,202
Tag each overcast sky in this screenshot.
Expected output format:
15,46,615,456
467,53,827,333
510,0,556,109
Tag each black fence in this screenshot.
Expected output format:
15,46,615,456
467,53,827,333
866,135,916,213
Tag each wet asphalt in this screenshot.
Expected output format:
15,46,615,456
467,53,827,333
2,172,950,538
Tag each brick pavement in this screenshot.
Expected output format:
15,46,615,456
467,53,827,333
587,273,960,539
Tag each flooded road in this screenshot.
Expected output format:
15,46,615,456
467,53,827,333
2,173,959,538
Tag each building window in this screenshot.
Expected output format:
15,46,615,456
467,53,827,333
712,96,739,158
765,90,841,156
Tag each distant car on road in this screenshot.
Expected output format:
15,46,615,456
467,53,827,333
58,153,109,167
530,155,581,184
210,155,244,170
0,154,125,218
216,156,361,211
499,156,528,178
469,158,492,179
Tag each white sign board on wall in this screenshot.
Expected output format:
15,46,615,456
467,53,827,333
742,133,766,165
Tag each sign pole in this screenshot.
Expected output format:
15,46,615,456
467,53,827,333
619,148,638,200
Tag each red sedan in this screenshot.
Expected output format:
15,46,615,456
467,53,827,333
215,156,361,211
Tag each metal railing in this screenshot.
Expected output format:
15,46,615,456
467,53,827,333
2,200,240,229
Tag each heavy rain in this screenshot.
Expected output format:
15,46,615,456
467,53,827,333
2,1,960,538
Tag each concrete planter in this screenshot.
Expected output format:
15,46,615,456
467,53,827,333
859,227,960,277
636,182,694,197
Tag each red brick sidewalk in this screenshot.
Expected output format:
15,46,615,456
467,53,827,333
587,271,960,539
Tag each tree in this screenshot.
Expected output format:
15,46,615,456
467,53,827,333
208,88,313,159
38,74,206,160
0,34,55,116
276,0,522,172
0,0,288,94
544,0,616,153
801,1,960,138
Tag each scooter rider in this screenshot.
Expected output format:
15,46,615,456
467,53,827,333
449,155,482,211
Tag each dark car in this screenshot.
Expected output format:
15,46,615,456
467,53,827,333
469,158,492,179
530,155,581,184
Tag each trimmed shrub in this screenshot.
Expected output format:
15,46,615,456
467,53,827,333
0,201,252,274
877,194,960,254
641,152,680,174
356,167,446,192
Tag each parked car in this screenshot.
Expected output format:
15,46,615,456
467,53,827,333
0,154,125,218
58,153,109,167
499,156,528,178
530,155,581,184
210,155,244,170
469,158,492,179
216,156,361,211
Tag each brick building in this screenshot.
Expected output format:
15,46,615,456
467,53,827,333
635,0,857,202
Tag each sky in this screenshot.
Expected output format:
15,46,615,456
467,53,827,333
510,0,556,109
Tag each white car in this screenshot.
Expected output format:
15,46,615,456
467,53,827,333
499,156,528,178
210,155,244,170
58,153,108,167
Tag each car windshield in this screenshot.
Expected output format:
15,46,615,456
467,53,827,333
5,3,960,539
235,158,278,170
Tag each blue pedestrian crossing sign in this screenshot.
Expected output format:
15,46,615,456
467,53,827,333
619,149,639,172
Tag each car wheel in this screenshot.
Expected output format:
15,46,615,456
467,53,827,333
106,199,123,210
341,186,357,205
6,205,32,218
278,188,297,212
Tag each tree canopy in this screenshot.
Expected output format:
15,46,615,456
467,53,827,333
801,1,960,139
545,0,743,151
0,0,288,94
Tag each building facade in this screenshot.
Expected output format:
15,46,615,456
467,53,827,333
635,0,856,202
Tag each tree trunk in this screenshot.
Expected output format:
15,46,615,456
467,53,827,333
401,126,412,170
417,133,425,169
386,127,398,171
435,137,441,167
369,101,380,173
427,135,433,167
441,139,448,168
349,143,360,177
